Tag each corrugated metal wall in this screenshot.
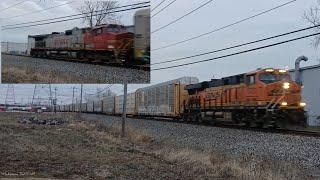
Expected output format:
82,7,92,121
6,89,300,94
290,66,320,126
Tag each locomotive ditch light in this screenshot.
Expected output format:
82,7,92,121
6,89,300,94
283,82,290,89
265,68,274,72
299,102,306,107
281,102,288,106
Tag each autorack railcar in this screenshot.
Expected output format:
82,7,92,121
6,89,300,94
58,69,307,129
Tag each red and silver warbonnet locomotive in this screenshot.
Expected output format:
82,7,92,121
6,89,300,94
27,9,150,66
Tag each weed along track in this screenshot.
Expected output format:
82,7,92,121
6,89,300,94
0,112,317,179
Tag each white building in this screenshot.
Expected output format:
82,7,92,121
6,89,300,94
290,64,320,126
1,42,27,55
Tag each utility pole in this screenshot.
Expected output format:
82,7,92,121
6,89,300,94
49,84,53,112
32,85,37,105
6,41,9,53
54,87,57,113
121,82,128,138
5,84,16,106
79,84,83,113
72,87,75,112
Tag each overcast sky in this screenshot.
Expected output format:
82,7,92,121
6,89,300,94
1,0,320,104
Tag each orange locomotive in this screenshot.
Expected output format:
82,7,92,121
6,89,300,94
184,68,307,128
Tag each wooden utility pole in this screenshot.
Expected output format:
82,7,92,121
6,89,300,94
121,82,128,138
54,87,57,113
79,84,83,113
49,84,53,112
72,87,75,112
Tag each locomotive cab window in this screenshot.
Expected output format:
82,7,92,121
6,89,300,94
93,28,102,36
246,75,256,85
107,27,120,33
278,74,291,81
259,73,277,84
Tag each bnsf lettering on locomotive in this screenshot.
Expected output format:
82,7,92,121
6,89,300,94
206,91,222,99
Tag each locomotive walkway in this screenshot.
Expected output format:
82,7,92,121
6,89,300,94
1,54,150,83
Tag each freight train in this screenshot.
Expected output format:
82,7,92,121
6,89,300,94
57,68,307,129
27,9,150,66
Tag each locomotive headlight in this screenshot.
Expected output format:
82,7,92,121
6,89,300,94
281,102,288,106
265,68,274,72
283,82,290,89
299,102,306,107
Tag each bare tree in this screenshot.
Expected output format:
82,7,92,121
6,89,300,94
78,1,121,28
304,0,320,48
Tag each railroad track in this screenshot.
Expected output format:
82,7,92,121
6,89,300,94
2,53,150,71
63,111,320,138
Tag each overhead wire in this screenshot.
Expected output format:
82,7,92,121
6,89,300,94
151,0,177,18
152,0,297,51
152,0,214,34
2,1,150,28
151,0,166,12
4,0,77,20
2,4,150,30
152,32,320,71
0,0,28,12
152,24,320,65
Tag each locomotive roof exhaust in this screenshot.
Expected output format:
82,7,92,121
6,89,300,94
295,56,308,85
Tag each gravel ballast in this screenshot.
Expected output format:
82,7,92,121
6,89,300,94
2,54,150,84
81,114,320,173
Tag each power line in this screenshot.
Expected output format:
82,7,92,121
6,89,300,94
0,0,28,12
4,1,76,20
152,0,297,51
152,0,214,34
152,32,320,71
3,1,150,28
84,85,113,96
152,24,320,66
152,0,177,18
2,5,150,30
151,0,166,12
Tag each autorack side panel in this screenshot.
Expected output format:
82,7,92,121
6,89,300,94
115,93,136,115
102,96,116,114
87,100,94,112
93,100,103,113
136,77,199,117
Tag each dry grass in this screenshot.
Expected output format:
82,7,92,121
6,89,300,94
2,67,97,83
153,148,308,180
0,112,313,179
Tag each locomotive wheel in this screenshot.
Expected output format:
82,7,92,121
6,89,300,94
232,112,242,124
275,113,289,129
182,113,189,122
196,113,203,124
